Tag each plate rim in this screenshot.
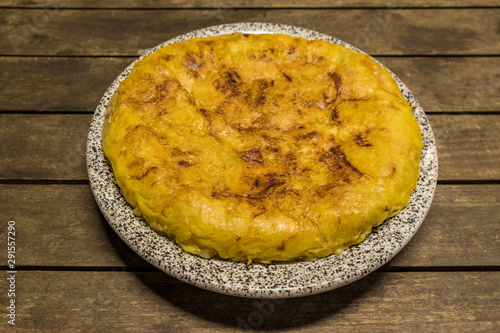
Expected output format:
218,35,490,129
86,22,438,299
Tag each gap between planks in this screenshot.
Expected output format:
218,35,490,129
1,265,499,272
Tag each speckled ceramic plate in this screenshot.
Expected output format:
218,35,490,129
87,22,438,299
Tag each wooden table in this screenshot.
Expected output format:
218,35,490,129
1,1,499,331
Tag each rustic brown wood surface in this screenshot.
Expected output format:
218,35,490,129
0,1,499,332
1,8,498,56
2,114,499,181
1,57,499,112
0,271,498,332
1,184,499,268
1,0,499,8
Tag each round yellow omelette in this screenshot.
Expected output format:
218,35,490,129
102,33,423,263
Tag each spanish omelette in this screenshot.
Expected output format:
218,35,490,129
102,33,423,263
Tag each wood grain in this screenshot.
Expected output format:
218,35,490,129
1,184,498,268
1,0,498,8
0,56,498,112
388,184,500,267
0,271,498,332
0,184,149,268
430,114,500,181
1,114,499,181
382,57,500,113
0,57,133,112
1,8,499,56
0,114,90,180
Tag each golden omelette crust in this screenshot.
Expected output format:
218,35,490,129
102,33,423,263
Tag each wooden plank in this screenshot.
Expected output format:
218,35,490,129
1,0,498,9
0,114,91,180
0,57,133,112
428,114,500,181
387,184,500,267
1,184,498,268
1,114,499,181
1,8,499,56
0,184,148,268
0,56,498,112
0,271,498,331
382,57,500,113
